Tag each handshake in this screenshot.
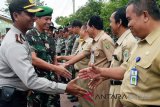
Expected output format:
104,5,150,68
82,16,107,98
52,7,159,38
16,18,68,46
54,56,88,97
65,77,88,97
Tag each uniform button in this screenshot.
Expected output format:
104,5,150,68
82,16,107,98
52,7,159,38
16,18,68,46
136,57,141,63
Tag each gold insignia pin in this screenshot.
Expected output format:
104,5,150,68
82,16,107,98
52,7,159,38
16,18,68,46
29,0,34,4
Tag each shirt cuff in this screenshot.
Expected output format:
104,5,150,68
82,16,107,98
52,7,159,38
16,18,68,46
57,83,67,93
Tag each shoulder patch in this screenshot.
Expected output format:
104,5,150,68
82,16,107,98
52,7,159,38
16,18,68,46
123,49,129,61
103,40,111,49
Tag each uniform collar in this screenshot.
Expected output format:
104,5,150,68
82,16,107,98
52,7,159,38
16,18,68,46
11,26,26,43
93,30,104,42
144,27,160,45
34,28,46,36
12,25,26,39
11,25,23,35
116,29,131,46
84,37,92,43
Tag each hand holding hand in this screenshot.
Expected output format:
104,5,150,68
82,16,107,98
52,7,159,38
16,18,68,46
88,77,106,90
54,65,72,79
78,64,101,80
56,56,62,61
66,77,87,97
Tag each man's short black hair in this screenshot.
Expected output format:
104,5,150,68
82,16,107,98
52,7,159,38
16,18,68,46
114,7,128,28
88,15,103,30
71,20,82,28
63,27,69,33
128,0,160,20
49,23,56,30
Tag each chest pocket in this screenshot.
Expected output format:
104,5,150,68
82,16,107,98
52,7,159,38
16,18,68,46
34,40,48,61
113,47,123,61
135,53,155,82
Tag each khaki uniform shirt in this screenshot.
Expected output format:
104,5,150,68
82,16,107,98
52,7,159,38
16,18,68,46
0,26,67,94
74,37,93,70
120,28,160,106
92,31,115,67
92,31,115,107
111,30,137,67
109,30,137,107
74,37,94,107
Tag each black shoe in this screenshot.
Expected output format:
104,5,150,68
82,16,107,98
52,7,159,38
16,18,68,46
70,97,78,102
73,106,79,107
67,95,75,99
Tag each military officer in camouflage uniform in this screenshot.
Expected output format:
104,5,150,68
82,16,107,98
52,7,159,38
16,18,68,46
64,27,76,56
26,6,71,107
56,28,66,56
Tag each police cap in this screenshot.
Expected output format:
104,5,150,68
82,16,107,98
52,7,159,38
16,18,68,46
9,0,43,13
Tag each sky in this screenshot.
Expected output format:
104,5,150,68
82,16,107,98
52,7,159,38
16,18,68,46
44,0,88,19
0,0,88,24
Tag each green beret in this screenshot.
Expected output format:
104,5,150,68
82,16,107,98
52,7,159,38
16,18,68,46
36,6,53,17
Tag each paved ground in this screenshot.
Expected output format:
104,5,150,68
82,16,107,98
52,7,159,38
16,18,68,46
60,93,79,107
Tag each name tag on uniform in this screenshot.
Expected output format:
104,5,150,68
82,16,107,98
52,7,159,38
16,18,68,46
130,68,138,86
90,50,95,64
79,47,83,52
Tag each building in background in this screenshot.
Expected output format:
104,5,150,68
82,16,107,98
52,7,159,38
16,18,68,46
0,13,12,44
0,14,12,34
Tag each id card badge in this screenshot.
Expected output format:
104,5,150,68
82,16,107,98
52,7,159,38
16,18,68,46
90,50,95,64
130,68,138,85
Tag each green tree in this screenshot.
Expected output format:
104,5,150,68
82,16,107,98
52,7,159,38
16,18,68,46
55,16,70,27
101,0,128,28
56,0,160,27
72,0,103,22
55,0,103,26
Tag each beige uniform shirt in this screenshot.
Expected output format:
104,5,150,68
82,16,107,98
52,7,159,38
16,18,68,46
92,31,115,107
109,30,137,107
92,31,115,67
111,29,137,67
120,28,160,106
74,38,94,107
74,37,93,70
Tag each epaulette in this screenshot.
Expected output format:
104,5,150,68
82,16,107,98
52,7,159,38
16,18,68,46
15,34,25,44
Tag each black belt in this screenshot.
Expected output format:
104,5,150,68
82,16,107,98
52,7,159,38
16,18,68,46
110,80,122,85
75,69,79,72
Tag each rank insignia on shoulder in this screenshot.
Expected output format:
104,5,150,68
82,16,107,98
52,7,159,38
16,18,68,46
15,34,25,44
